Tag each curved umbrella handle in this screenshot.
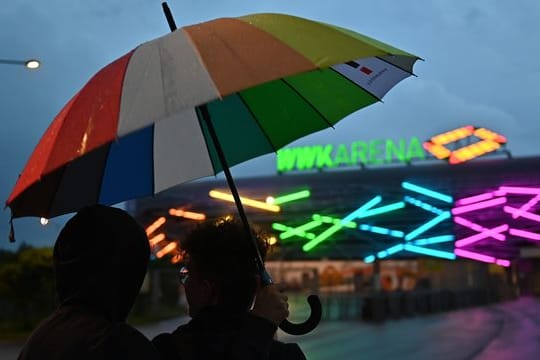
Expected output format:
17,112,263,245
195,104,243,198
279,294,322,335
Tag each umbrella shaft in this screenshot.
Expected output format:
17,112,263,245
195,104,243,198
199,105,273,285
161,2,177,31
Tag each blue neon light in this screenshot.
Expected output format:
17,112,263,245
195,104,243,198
403,244,456,260
402,182,453,203
364,255,376,263
356,202,405,219
404,196,444,215
359,224,404,238
303,196,382,251
412,235,455,246
386,244,405,255
405,211,451,241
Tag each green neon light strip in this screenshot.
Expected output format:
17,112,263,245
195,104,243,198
303,196,381,252
404,211,451,241
402,182,453,204
312,214,356,228
272,222,318,240
279,220,322,239
272,190,311,205
355,201,405,219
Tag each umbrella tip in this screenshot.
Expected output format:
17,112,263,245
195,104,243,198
8,217,15,243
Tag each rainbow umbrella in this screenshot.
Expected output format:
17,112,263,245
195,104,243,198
7,13,419,219
7,9,420,334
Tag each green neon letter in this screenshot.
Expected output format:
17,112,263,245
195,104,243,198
276,148,297,172
316,144,334,169
369,139,384,165
406,137,426,161
350,141,368,165
386,139,406,163
333,144,351,167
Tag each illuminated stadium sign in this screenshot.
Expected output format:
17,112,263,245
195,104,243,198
276,126,508,172
277,137,425,172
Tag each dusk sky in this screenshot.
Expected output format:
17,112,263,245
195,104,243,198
1,1,539,249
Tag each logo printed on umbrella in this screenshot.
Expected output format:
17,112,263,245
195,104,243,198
360,66,373,75
345,61,373,75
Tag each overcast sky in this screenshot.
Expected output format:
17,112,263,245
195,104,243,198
1,1,539,249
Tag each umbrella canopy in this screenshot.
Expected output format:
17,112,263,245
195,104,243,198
7,13,420,219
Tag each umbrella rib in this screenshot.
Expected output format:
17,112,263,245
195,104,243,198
329,67,383,103
43,166,67,218
195,106,220,175
279,78,335,129
236,93,278,153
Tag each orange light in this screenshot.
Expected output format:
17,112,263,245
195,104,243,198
449,140,501,164
149,233,166,246
209,190,280,212
422,142,451,159
474,128,507,143
156,242,178,258
426,126,507,165
146,217,166,236
170,253,183,264
169,208,206,221
430,125,474,145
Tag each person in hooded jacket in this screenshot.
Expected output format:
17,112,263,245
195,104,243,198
152,218,306,360
18,205,158,360
18,205,292,360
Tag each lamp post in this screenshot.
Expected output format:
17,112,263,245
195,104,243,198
0,58,41,70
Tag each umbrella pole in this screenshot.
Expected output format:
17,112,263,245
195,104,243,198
160,2,269,283
199,104,273,285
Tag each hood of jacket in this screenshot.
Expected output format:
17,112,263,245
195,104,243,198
53,204,150,322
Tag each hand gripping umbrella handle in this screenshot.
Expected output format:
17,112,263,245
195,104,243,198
260,270,322,335
279,295,322,335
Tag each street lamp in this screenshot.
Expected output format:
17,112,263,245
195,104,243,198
0,58,41,70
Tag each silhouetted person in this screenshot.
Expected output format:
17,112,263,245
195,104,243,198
18,205,158,360
152,218,306,360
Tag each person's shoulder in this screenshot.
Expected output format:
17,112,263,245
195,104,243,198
94,323,159,359
152,332,180,360
270,339,307,360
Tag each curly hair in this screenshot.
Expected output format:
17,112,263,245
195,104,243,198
181,218,268,311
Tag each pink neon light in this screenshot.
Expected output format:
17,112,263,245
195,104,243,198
455,224,508,247
455,192,494,206
454,217,506,241
455,248,495,262
452,197,507,215
509,228,540,241
512,194,540,219
504,206,540,223
498,186,540,195
455,249,510,267
496,259,511,267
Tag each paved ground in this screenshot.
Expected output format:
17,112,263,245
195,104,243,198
4,296,540,359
